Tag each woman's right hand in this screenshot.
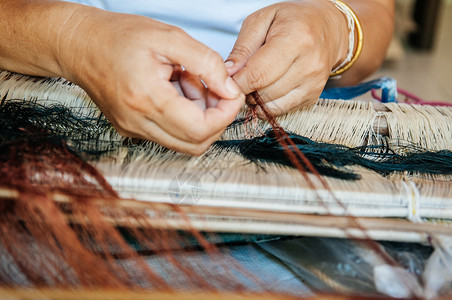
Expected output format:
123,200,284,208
58,8,244,155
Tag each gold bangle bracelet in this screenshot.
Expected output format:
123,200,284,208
329,0,364,77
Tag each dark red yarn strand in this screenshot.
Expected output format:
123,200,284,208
249,91,400,268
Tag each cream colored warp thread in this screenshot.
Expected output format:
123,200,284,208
224,99,378,148
380,103,452,219
278,99,378,147
384,103,452,151
0,72,97,118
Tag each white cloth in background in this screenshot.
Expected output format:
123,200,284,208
63,0,286,59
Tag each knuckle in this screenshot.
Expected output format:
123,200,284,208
295,24,316,47
186,128,210,144
241,13,257,28
166,25,186,37
255,88,272,103
246,8,266,24
230,44,253,60
201,49,223,73
247,67,268,90
269,103,285,117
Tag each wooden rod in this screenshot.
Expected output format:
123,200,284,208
2,187,451,240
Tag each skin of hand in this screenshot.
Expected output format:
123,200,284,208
226,0,394,117
0,1,244,155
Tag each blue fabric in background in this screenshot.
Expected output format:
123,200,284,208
321,76,398,103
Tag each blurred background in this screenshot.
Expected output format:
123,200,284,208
370,0,451,103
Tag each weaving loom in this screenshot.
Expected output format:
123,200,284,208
1,70,452,298
1,70,451,240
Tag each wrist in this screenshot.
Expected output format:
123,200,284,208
324,0,353,72
328,0,364,77
0,1,85,78
55,5,102,84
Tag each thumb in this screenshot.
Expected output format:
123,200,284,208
158,26,242,100
225,10,275,76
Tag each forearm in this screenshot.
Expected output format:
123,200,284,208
0,0,94,80
328,0,395,86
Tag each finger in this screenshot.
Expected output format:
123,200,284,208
171,69,208,109
206,90,220,109
180,71,207,102
158,28,242,100
149,80,245,143
118,116,224,156
256,63,303,103
225,9,276,76
257,57,326,103
171,81,185,96
170,65,183,81
232,34,297,95
257,84,321,118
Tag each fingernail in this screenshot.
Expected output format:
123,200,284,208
224,61,234,69
225,77,240,97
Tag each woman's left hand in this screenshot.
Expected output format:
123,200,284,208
226,0,349,117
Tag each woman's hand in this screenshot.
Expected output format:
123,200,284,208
56,9,244,155
225,0,350,117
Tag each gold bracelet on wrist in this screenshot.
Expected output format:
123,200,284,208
329,0,363,77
